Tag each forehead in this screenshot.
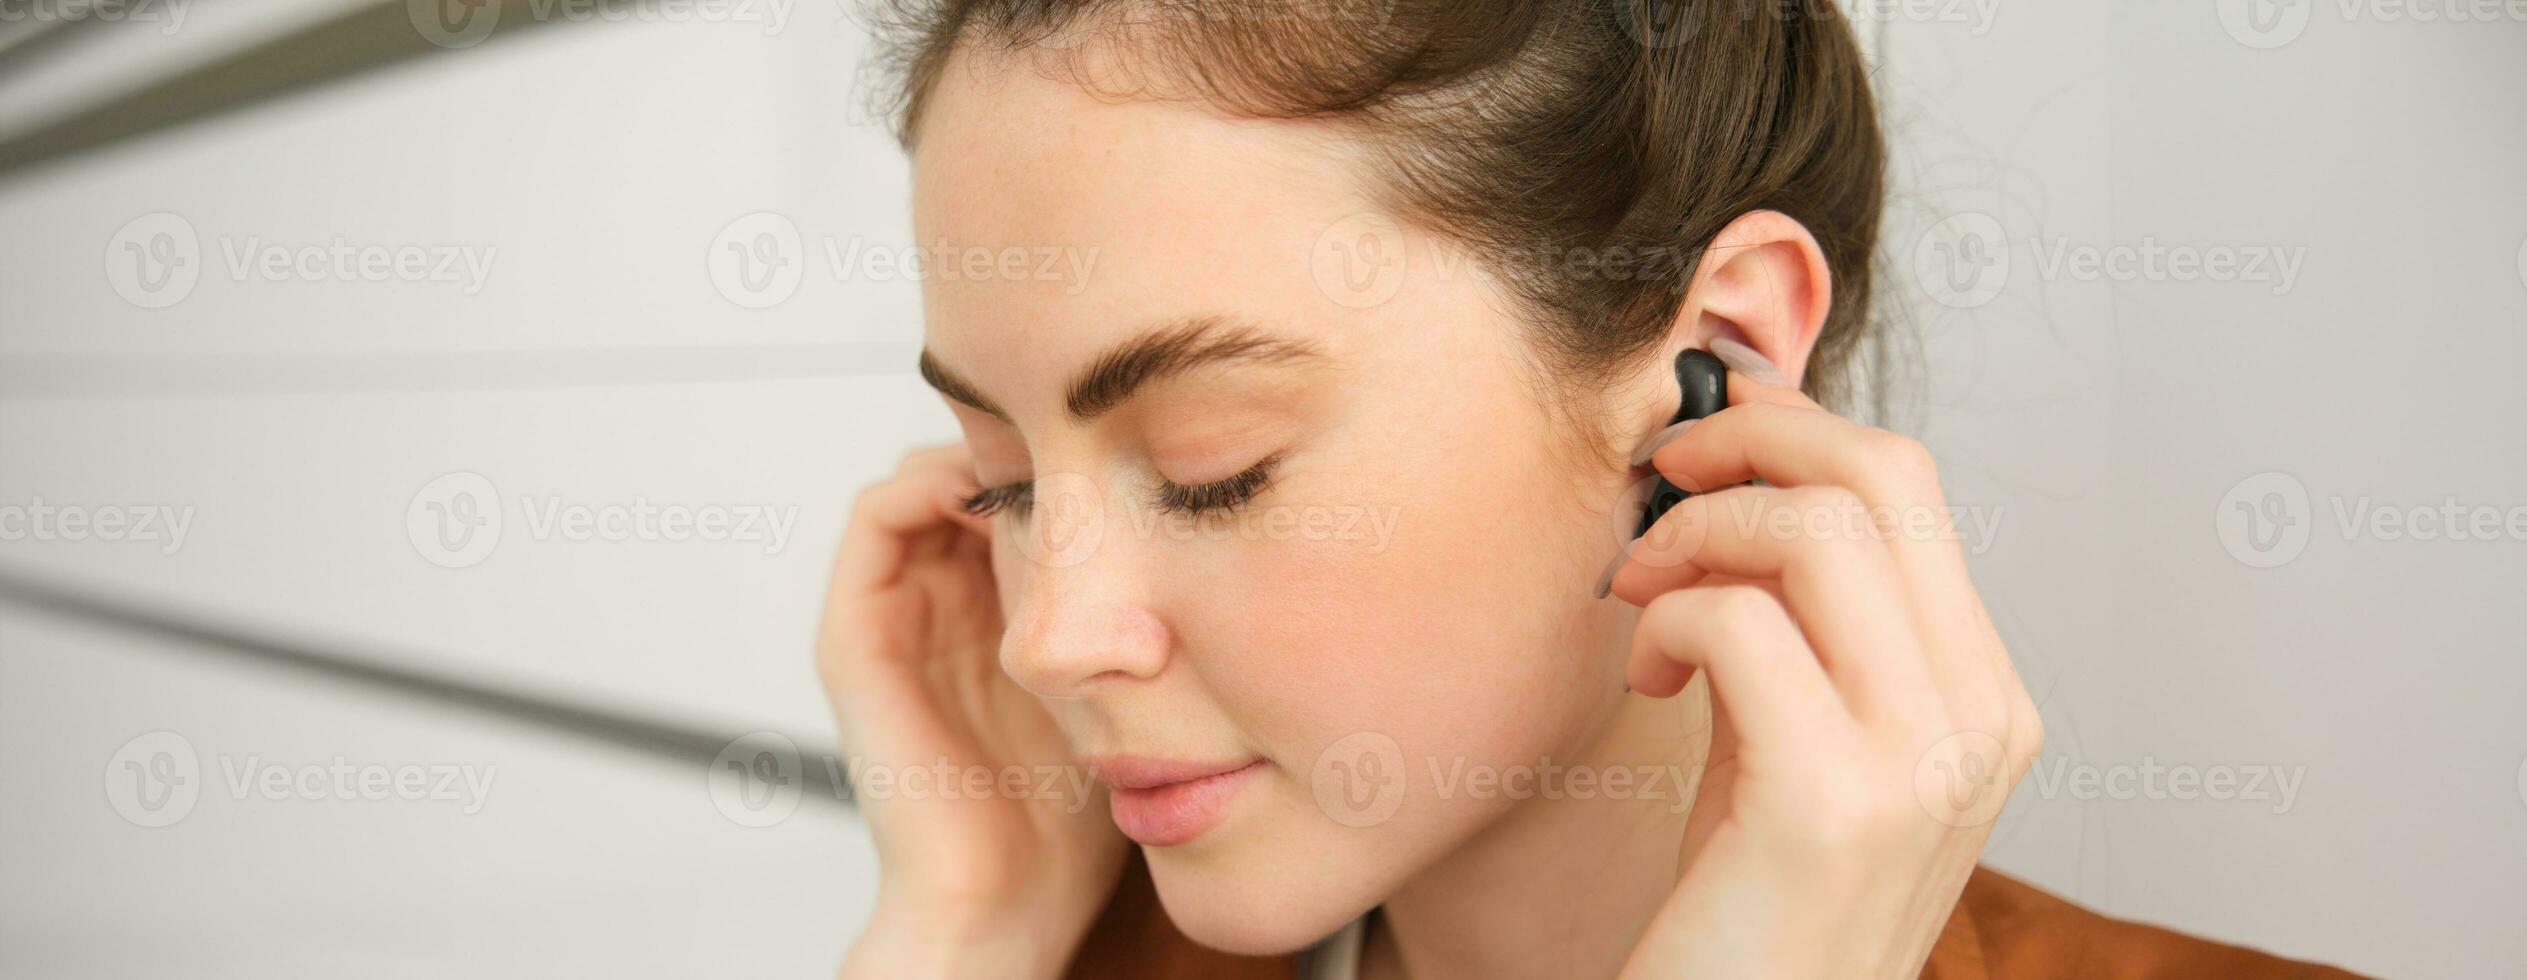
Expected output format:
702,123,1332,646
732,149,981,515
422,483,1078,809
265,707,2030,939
907,48,1386,415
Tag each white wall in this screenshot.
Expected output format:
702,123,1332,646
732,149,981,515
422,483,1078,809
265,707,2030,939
2,2,2521,977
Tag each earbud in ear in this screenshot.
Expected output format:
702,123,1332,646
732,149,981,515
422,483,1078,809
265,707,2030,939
1633,348,1729,539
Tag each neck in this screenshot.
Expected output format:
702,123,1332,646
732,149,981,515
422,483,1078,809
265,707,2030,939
1361,677,1713,980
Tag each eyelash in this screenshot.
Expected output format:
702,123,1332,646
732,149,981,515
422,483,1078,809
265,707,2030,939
959,455,1283,521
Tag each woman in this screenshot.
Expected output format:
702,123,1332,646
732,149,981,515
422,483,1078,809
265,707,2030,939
815,1,2363,976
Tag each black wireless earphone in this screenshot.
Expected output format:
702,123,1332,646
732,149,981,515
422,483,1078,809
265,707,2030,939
1633,348,1729,539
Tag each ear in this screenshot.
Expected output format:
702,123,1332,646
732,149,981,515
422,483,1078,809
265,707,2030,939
1676,210,1833,386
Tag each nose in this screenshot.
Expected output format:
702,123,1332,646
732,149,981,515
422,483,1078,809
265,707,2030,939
993,468,1173,697
998,576,1174,699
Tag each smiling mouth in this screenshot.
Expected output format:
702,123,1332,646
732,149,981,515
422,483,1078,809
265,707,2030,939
1095,757,1268,847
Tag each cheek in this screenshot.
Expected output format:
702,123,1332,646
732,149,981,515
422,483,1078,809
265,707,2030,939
1186,438,1611,774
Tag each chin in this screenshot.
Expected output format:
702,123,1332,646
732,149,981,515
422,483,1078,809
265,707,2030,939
1136,796,1400,955
1143,847,1375,955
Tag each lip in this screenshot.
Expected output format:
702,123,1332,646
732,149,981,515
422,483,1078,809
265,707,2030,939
1091,756,1267,847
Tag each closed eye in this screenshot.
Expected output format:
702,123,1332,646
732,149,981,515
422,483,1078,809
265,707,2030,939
958,481,1033,519
1151,454,1281,516
957,454,1283,521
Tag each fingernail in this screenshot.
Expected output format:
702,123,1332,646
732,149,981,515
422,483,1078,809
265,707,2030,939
1592,540,1635,599
1629,418,1700,467
1708,337,1787,387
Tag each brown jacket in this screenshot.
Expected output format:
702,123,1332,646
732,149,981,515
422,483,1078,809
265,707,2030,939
1065,852,2366,979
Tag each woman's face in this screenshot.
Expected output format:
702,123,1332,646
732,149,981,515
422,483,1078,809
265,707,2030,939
912,51,1649,953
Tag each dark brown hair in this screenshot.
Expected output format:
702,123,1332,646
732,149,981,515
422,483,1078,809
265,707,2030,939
862,1,1885,969
868,0,1886,465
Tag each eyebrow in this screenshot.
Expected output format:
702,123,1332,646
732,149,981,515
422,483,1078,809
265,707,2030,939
917,316,1330,426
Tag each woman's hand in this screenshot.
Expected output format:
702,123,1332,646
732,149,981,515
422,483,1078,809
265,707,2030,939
1607,372,2043,979
817,442,1127,980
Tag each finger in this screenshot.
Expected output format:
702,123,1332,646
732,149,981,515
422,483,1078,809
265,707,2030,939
1641,399,1991,687
1722,367,1827,411
830,467,987,596
892,440,974,477
1610,484,1938,724
1627,584,1851,752
895,443,997,538
1644,401,1946,518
